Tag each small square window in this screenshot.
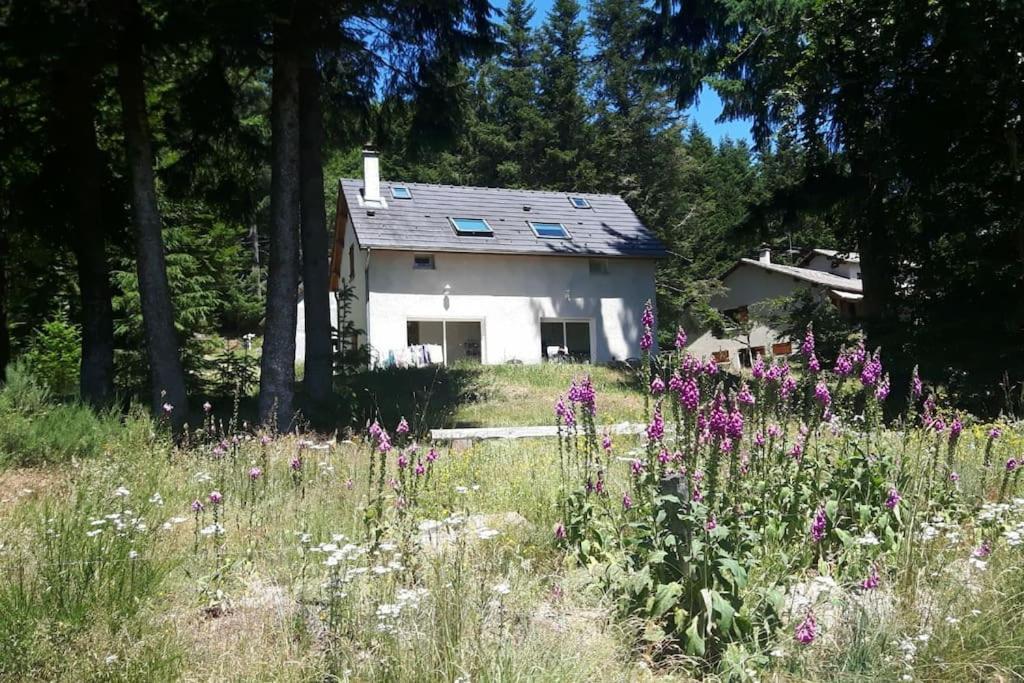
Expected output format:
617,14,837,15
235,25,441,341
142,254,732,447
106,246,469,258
529,221,571,239
569,196,591,209
589,258,609,275
413,254,435,270
449,217,493,236
391,186,412,199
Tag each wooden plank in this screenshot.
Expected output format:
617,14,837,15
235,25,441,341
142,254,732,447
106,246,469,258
430,422,649,441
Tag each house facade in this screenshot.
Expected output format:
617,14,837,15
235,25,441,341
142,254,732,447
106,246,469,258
316,150,666,366
687,247,863,370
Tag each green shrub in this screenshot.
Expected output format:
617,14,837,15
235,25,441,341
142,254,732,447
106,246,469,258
21,310,81,396
0,364,125,467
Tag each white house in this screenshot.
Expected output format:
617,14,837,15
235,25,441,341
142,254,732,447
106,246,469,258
687,247,863,370
312,150,667,366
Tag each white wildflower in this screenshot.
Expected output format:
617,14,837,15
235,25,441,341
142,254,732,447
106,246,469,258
113,486,130,498
492,582,511,595
86,529,103,538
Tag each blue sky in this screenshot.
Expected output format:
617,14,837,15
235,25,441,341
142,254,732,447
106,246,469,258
490,0,754,145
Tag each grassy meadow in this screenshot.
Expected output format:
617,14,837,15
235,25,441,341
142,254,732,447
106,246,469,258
1,354,1024,681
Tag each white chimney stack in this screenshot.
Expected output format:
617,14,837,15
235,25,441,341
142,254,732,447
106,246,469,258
759,246,771,264
362,147,381,203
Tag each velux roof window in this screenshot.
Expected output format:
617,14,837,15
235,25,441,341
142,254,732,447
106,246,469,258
568,196,591,209
529,221,571,239
449,217,493,236
390,185,412,199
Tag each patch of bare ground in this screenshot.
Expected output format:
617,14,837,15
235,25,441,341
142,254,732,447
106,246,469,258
0,467,65,512
175,576,317,681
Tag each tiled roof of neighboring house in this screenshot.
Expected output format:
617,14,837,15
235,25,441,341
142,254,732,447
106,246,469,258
338,179,668,258
804,248,860,264
733,258,864,293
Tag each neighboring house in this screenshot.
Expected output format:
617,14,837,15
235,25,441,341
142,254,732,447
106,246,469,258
687,247,863,370
307,149,667,366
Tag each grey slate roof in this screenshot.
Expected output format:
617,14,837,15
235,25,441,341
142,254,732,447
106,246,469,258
340,179,668,258
735,258,863,293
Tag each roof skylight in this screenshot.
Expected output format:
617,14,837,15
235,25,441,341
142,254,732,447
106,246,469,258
391,186,412,199
449,217,493,236
568,196,591,209
529,221,571,239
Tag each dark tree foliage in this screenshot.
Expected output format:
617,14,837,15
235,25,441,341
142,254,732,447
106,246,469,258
649,0,1024,413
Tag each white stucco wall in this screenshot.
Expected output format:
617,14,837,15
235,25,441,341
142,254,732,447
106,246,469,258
712,263,815,310
805,254,861,280
363,250,657,364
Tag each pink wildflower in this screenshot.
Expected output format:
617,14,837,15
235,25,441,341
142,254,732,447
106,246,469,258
795,611,817,644
396,417,410,435
248,466,262,481
208,491,223,505
622,492,633,510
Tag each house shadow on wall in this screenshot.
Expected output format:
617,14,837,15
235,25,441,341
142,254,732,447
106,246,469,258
347,364,486,434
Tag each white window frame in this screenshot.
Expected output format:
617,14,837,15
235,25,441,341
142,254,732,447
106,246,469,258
568,196,591,209
540,318,594,363
448,217,494,236
390,185,413,199
406,318,485,365
528,220,572,239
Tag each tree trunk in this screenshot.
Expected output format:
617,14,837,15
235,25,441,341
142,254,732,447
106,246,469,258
0,223,9,383
52,58,116,408
258,26,301,431
114,0,188,428
299,54,332,425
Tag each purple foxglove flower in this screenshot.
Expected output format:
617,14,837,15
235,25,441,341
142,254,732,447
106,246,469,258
754,432,765,447
860,566,880,590
795,611,817,644
789,441,804,459
801,324,816,357
554,523,567,540
641,300,655,328
290,456,302,471
834,352,853,376
1007,458,1019,472
248,467,262,481
208,491,223,505
414,461,426,476
737,383,755,406
949,417,963,439
719,437,733,453
989,427,1002,440
780,375,798,400
726,408,744,439
768,423,783,438
630,459,644,477
705,515,717,531
650,375,665,395
703,358,718,375
949,471,960,483
378,431,392,453
811,506,827,542
191,499,204,512
260,434,272,446
622,492,633,510
368,420,382,439
646,405,665,442
602,433,613,452
640,328,653,351
751,356,765,379
345,478,354,489
808,353,821,373
675,326,687,349
814,381,831,407
875,373,890,401
911,365,923,398
396,417,410,435
397,454,408,469
885,488,901,509
427,447,439,463
973,541,991,558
